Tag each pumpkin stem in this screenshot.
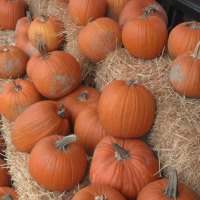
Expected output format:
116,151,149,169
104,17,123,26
164,167,178,198
37,40,49,60
77,90,89,102
95,195,107,200
13,79,22,92
57,102,65,119
40,15,49,23
192,41,200,59
2,194,12,200
142,4,160,18
87,17,95,24
184,21,200,30
127,79,137,86
26,11,32,23
55,135,78,151
112,142,130,161
2,48,9,53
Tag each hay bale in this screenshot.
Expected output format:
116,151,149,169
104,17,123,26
95,48,200,195
0,30,15,46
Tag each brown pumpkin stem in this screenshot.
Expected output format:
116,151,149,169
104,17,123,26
26,11,32,23
142,4,160,18
87,17,95,24
40,15,49,23
77,90,89,102
192,41,200,59
57,102,65,119
164,168,178,198
37,40,49,60
95,195,107,200
184,21,200,30
112,142,130,161
127,79,137,86
55,135,78,151
13,79,22,92
2,194,12,200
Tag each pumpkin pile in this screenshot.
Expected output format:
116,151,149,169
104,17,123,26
0,0,200,199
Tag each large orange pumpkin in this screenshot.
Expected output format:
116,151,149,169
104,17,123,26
16,11,39,57
74,107,107,155
28,15,64,52
11,100,70,153
119,0,168,27
0,187,18,199
169,42,200,98
122,10,168,59
78,17,122,62
98,80,155,138
0,0,27,30
29,134,87,191
137,168,199,200
68,0,107,26
72,185,126,200
168,21,200,59
59,86,100,126
0,79,42,122
27,45,81,99
0,46,29,79
90,135,159,199
0,159,10,187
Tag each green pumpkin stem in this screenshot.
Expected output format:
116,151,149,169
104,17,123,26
112,142,130,161
37,40,49,60
127,79,137,86
26,11,32,23
57,102,65,119
13,79,22,92
55,135,78,151
40,15,49,23
2,194,12,200
77,90,89,102
184,21,200,30
95,195,107,200
192,41,200,59
164,168,178,198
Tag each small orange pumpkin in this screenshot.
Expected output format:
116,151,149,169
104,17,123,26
169,42,200,97
29,135,87,191
0,187,18,199
78,17,122,62
0,46,29,79
0,159,10,187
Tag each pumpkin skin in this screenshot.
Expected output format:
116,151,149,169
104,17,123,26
15,11,39,57
0,46,29,79
168,21,200,59
0,187,18,199
0,159,10,187
74,107,107,155
169,42,200,98
0,79,42,122
78,17,122,62
98,80,155,138
59,86,100,126
29,135,87,191
28,15,64,52
106,0,131,20
0,0,27,30
122,14,168,59
72,185,126,200
119,0,168,27
68,0,107,26
90,135,159,200
11,100,70,153
27,50,81,99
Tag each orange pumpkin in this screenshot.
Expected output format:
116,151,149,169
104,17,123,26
90,135,159,199
0,46,29,79
0,159,10,187
119,0,168,27
98,80,155,138
11,101,70,153
122,10,168,59
16,11,39,57
168,21,200,59
29,135,87,191
68,0,107,26
59,86,100,126
0,79,42,122
78,17,122,62
74,107,107,155
27,45,81,99
72,185,126,200
0,0,27,30
0,187,18,199
169,42,200,97
137,168,199,200
28,15,64,52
